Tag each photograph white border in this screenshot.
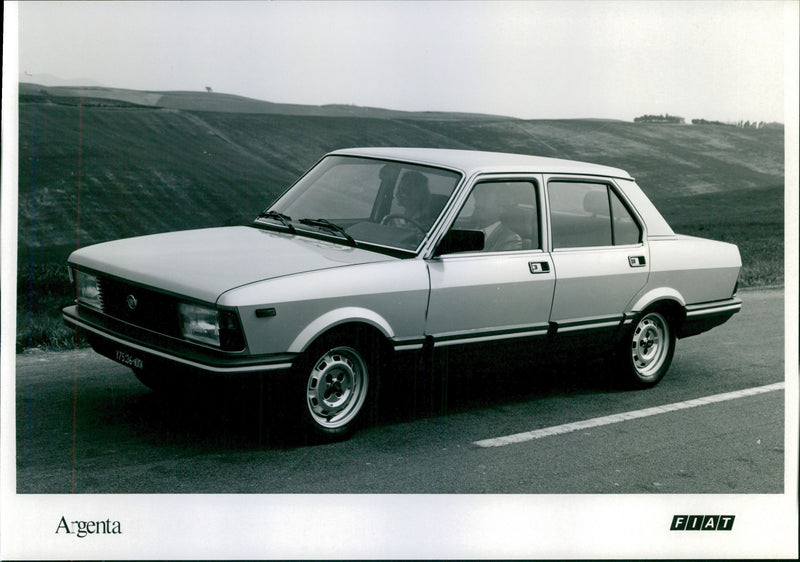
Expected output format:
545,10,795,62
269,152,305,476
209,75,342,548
2,2,797,559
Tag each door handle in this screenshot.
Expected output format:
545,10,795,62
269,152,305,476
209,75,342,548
628,255,646,267
529,261,550,274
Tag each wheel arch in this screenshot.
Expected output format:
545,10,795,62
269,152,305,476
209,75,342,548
629,288,686,320
625,288,689,339
288,307,394,355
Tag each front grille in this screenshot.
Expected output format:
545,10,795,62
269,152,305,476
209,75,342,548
97,276,181,338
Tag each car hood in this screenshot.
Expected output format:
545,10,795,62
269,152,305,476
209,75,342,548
68,226,394,303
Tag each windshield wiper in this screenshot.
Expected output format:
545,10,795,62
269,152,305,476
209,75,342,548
257,210,296,234
298,218,356,246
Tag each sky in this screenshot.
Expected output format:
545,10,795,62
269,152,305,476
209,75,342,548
14,0,793,123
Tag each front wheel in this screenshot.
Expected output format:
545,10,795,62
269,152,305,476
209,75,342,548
298,339,371,441
619,310,676,388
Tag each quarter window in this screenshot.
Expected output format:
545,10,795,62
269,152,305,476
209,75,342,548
548,181,641,249
610,188,641,245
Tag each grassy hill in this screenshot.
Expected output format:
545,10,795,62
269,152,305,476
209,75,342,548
19,82,513,119
16,86,784,350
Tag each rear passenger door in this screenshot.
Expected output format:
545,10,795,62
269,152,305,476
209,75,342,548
546,177,649,339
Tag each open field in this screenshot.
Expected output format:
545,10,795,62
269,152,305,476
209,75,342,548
15,86,785,350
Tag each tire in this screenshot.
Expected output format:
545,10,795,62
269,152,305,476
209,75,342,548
619,309,676,389
296,336,372,441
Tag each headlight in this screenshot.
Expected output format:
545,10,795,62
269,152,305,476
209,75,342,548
75,270,102,310
178,303,221,347
178,303,244,350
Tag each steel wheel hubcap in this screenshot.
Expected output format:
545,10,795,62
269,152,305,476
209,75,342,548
630,312,669,379
306,346,367,429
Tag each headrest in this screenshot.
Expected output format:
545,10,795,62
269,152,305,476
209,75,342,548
583,190,609,216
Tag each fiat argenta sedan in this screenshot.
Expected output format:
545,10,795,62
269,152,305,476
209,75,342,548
63,148,742,440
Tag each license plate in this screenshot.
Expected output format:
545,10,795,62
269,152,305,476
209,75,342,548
115,349,144,370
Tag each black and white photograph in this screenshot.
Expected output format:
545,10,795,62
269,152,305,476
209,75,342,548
2,0,798,559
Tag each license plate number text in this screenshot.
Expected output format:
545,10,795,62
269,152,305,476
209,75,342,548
115,350,144,369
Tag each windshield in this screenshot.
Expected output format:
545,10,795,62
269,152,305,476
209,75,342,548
262,155,463,252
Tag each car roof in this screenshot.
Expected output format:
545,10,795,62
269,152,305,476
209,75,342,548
330,147,633,180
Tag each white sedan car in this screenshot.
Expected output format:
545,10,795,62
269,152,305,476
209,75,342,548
63,148,742,440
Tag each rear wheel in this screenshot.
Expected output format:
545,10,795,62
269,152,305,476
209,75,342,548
296,335,372,441
619,309,675,388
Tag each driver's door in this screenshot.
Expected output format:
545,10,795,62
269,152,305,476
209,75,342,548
424,177,555,349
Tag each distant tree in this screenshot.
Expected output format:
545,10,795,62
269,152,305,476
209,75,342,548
691,118,731,126
634,113,684,124
205,86,213,93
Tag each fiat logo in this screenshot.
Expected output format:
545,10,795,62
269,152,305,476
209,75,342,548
126,294,138,310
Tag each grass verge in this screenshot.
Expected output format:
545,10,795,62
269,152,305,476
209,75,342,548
16,262,85,352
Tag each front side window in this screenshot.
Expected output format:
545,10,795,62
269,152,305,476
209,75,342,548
548,181,641,249
451,180,540,252
265,156,462,252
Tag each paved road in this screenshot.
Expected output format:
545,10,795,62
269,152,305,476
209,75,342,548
15,288,785,494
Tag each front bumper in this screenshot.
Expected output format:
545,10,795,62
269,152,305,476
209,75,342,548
63,305,295,375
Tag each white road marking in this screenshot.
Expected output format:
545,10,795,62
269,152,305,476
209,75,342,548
472,382,786,448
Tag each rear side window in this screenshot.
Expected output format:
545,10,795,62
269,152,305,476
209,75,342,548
548,181,641,249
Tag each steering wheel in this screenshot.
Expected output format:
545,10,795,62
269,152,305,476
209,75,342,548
380,214,426,234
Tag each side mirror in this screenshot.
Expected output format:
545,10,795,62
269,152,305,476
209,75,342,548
434,229,484,256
